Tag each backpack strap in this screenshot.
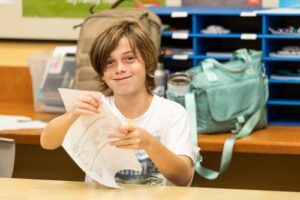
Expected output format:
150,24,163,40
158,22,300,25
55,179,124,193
185,92,262,180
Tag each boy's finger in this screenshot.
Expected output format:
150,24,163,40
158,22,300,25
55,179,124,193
107,133,128,138
118,124,135,133
81,92,101,107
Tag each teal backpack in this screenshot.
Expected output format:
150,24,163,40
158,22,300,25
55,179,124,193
166,49,269,179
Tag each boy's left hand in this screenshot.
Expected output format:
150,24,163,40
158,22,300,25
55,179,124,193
107,124,153,150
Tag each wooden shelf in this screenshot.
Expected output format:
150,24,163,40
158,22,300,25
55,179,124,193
199,126,300,155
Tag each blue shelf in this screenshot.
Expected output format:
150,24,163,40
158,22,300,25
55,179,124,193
162,33,264,39
268,100,300,106
195,33,262,39
263,34,300,39
149,6,262,16
263,57,300,62
269,79,300,84
195,55,231,60
152,6,300,126
268,121,300,126
163,55,231,60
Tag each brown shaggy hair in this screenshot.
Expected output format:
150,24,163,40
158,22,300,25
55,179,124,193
89,20,158,96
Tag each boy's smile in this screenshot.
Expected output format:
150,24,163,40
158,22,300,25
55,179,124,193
113,74,133,83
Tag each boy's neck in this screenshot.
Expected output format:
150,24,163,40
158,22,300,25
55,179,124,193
114,91,153,119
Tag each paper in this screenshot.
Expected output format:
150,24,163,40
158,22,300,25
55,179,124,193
59,88,141,188
0,115,47,131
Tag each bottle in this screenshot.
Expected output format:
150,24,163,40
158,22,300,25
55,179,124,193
153,62,167,97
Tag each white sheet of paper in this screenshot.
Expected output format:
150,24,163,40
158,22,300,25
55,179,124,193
59,88,142,188
0,115,47,131
0,115,31,121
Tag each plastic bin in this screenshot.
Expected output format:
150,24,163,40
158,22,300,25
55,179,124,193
27,53,75,113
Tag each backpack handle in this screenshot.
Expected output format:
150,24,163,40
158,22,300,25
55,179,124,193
110,0,145,9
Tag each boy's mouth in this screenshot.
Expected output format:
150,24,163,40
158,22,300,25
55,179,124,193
113,75,132,81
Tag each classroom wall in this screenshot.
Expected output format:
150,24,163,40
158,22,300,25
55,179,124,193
0,0,81,40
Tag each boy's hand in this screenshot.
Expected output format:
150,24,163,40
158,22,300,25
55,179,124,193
68,92,101,119
107,124,153,150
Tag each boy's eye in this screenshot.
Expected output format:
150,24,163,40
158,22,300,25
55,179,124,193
105,60,114,67
125,56,135,62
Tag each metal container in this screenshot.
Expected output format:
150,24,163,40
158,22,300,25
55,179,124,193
153,63,167,97
167,72,191,95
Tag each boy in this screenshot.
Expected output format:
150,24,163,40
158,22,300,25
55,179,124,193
41,20,196,186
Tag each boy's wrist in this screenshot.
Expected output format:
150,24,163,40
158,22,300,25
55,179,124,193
144,133,156,152
66,111,79,123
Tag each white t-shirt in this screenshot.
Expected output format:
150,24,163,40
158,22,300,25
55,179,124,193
86,95,197,186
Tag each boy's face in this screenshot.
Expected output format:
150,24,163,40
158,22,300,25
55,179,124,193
102,37,147,97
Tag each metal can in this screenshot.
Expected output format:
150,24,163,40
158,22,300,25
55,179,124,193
167,72,191,95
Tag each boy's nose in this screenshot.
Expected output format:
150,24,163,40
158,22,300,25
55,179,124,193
116,62,126,73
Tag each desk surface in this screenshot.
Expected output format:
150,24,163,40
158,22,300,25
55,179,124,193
199,126,300,154
1,102,300,154
0,178,299,200
0,103,58,144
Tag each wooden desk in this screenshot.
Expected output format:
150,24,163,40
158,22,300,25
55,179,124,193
0,178,299,200
0,103,57,144
199,126,300,155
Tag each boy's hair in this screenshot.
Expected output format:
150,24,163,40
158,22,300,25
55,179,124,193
89,20,158,96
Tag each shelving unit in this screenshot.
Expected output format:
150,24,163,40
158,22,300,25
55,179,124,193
149,6,300,126
262,12,300,126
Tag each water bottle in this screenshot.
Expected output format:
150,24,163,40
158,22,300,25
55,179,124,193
153,63,167,97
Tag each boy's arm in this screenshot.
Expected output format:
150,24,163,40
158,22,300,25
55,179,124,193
145,135,194,186
40,112,78,150
108,126,194,186
40,92,100,150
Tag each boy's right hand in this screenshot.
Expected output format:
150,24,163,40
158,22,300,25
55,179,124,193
68,92,101,119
